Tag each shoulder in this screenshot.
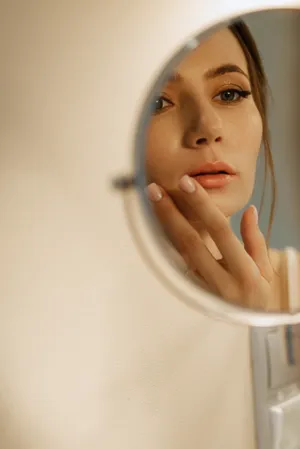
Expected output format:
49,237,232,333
268,247,300,311
269,247,300,271
268,248,282,272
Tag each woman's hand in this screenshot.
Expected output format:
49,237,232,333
147,175,275,310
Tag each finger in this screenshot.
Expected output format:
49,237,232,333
177,175,260,281
240,205,273,282
146,182,232,293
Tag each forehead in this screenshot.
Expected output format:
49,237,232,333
176,28,249,77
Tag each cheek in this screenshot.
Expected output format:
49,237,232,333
231,105,263,168
223,105,262,206
247,109,263,157
235,107,263,199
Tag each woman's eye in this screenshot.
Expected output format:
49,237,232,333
215,88,251,103
153,96,173,112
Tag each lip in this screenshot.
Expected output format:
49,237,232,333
189,161,236,176
192,173,235,189
189,161,237,190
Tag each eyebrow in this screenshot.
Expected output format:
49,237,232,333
205,64,249,80
168,63,249,83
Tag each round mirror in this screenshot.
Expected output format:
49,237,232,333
130,8,300,326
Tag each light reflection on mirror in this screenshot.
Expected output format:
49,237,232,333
143,10,300,313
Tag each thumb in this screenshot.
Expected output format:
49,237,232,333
240,205,272,281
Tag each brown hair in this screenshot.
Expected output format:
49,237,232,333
229,20,277,244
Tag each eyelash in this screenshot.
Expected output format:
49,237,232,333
153,96,173,113
215,88,252,103
153,88,252,113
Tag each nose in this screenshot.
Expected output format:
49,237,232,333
184,102,223,149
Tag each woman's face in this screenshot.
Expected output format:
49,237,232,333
146,28,263,218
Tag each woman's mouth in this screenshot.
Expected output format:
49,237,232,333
189,161,237,189
192,172,236,189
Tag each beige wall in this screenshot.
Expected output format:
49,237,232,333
1,2,299,448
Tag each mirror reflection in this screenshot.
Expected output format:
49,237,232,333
144,10,300,313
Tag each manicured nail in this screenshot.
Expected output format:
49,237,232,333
252,205,258,224
147,183,163,202
179,175,196,193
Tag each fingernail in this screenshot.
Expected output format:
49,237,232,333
179,175,196,193
146,183,163,202
252,205,258,224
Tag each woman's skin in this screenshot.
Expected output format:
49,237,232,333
145,28,284,310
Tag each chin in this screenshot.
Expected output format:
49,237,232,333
207,191,249,218
206,177,253,215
